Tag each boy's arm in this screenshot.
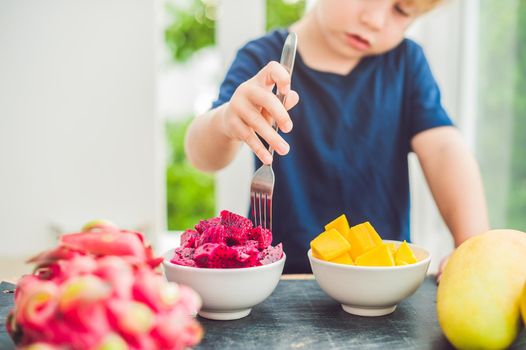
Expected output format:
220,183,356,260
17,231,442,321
185,62,299,173
184,103,242,172
411,126,490,247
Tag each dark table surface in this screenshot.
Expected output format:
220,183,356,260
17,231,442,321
1,277,526,349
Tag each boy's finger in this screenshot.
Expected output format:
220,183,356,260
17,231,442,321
237,100,290,156
245,130,274,165
228,116,273,164
255,61,291,96
283,90,299,111
247,86,293,133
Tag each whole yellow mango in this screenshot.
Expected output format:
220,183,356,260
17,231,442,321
437,230,526,350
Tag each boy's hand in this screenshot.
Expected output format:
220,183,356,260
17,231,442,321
221,61,300,165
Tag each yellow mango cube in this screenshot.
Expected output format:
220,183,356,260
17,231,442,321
329,252,354,265
324,214,351,242
360,221,383,246
348,223,377,260
395,240,417,265
310,228,351,261
355,244,395,266
385,243,397,256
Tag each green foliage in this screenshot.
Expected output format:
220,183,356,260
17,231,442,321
266,0,306,31
165,119,215,230
164,0,305,63
164,1,216,63
507,0,526,229
477,0,526,230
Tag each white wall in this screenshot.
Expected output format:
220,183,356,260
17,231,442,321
0,0,164,257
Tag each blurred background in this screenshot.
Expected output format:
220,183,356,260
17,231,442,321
0,0,524,278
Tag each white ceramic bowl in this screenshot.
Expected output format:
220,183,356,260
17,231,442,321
162,250,286,320
308,240,431,317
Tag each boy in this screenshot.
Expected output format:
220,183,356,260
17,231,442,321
184,0,489,274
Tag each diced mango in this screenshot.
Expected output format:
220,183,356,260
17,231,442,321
310,228,351,261
329,252,354,265
355,244,395,267
385,243,397,256
324,214,351,242
394,240,417,265
348,223,377,260
361,221,383,246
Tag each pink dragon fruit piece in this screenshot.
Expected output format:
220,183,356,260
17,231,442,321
180,229,200,248
232,245,261,267
196,225,228,246
193,243,221,268
194,243,242,268
259,243,284,265
219,210,253,232
248,226,273,249
170,247,196,267
194,216,220,234
224,226,248,246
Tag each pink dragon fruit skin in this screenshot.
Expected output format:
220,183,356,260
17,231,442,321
8,223,203,350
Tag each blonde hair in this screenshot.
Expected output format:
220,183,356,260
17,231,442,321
402,0,444,14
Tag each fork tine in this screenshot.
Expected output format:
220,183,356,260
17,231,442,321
252,192,259,228
263,194,267,229
258,193,263,228
268,195,272,231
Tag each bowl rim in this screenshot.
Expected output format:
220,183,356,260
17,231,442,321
308,240,431,271
162,249,286,272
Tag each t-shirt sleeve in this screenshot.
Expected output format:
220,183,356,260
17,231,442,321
405,42,454,139
211,42,266,109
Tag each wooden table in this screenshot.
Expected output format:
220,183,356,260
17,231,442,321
1,277,525,349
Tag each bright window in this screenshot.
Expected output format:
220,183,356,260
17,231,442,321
476,0,526,230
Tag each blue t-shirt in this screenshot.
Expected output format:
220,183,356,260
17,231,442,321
212,29,453,273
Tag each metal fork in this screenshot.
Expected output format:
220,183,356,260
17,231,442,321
250,32,298,231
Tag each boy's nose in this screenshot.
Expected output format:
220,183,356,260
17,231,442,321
360,3,390,31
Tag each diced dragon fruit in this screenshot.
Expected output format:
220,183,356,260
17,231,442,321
248,226,273,249
196,225,228,246
259,243,283,265
219,210,253,232
170,248,196,267
180,230,200,248
194,217,221,234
